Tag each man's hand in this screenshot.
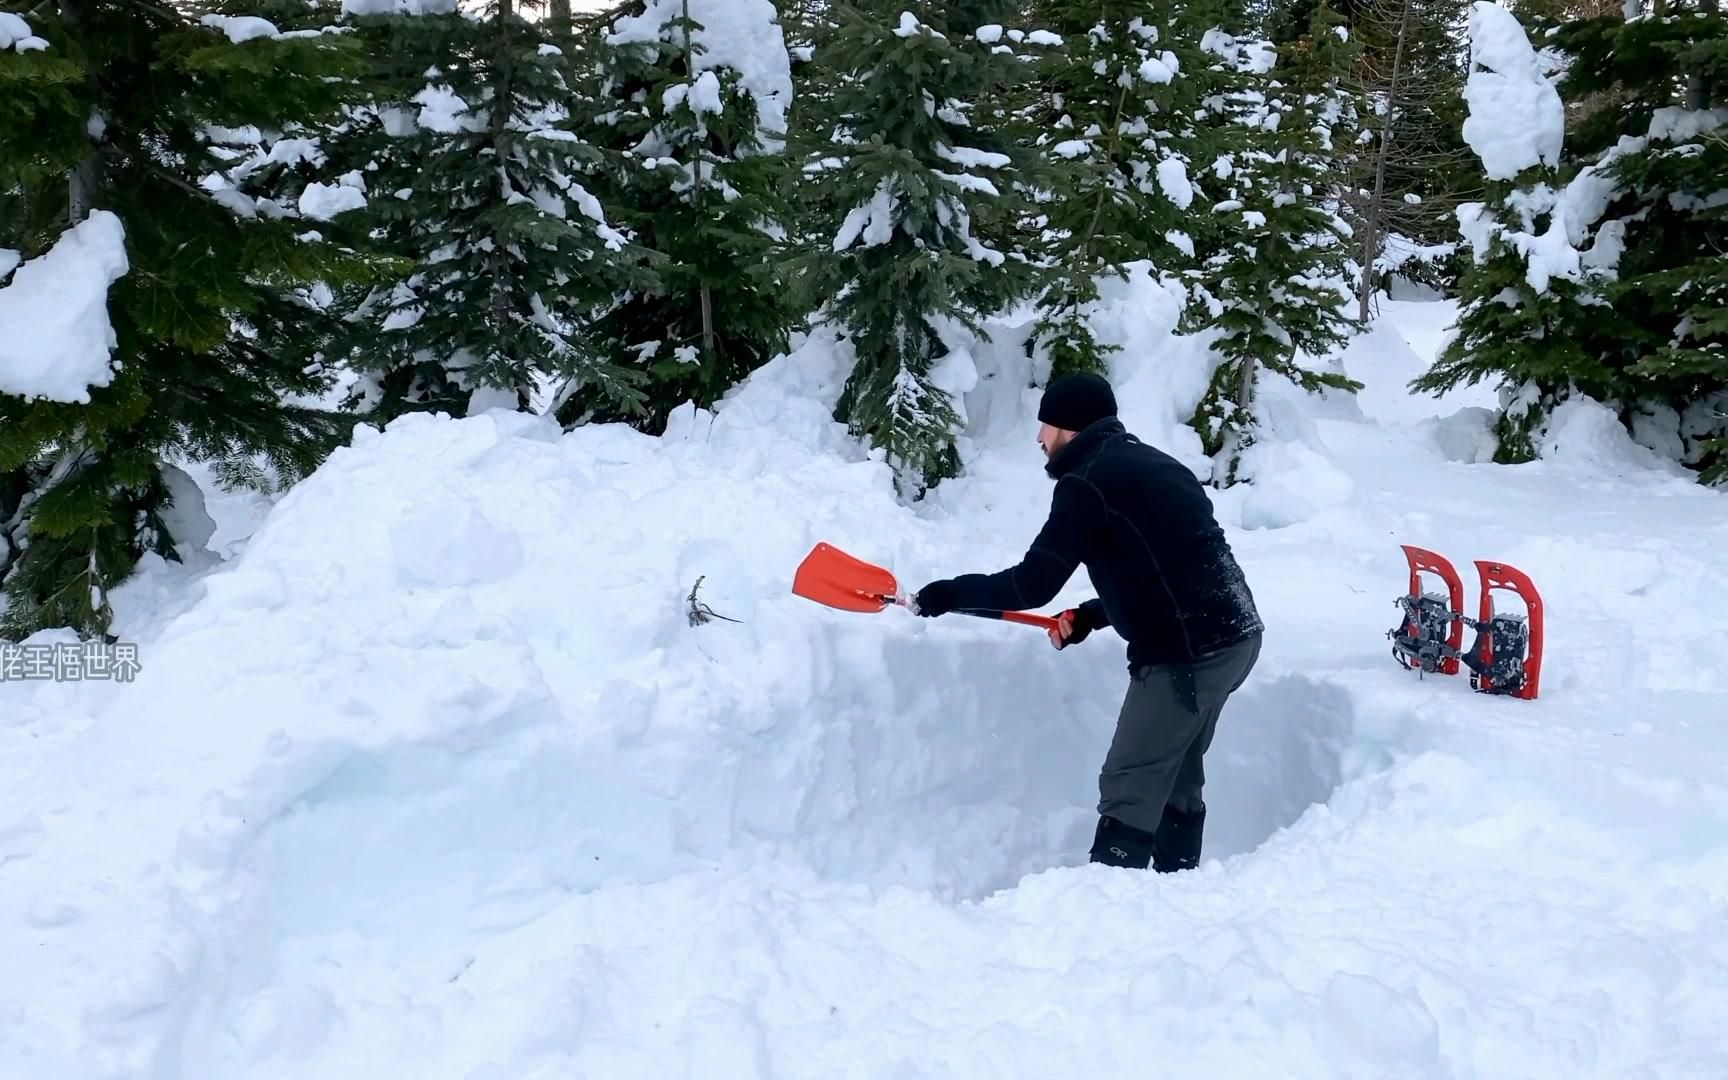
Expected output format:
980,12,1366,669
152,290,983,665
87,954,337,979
914,579,957,618
1048,605,1098,649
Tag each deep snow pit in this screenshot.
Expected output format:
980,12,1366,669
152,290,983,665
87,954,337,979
1199,675,1356,861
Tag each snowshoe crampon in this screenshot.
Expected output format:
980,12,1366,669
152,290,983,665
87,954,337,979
1389,544,1465,676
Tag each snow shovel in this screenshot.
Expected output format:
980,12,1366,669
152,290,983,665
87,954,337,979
792,542,1062,632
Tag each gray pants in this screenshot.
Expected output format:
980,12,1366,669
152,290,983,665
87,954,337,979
1098,632,1262,833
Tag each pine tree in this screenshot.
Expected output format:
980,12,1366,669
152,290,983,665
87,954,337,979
1417,1,1725,478
0,1,373,640
781,0,837,254
329,1,652,425
1409,4,1603,461
1551,0,1728,482
558,0,799,432
1183,5,1366,484
793,3,1034,498
1024,0,1225,378
1343,0,1476,312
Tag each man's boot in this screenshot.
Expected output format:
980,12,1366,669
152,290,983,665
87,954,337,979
1152,803,1205,873
1089,814,1156,869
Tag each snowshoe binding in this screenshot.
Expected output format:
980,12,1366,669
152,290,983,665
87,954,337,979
1459,560,1544,700
1389,545,1465,676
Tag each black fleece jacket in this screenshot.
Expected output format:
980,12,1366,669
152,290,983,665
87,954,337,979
931,417,1262,669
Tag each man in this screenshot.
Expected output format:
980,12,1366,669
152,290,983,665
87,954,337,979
914,372,1263,873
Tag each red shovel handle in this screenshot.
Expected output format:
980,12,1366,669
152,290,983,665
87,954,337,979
994,609,1063,632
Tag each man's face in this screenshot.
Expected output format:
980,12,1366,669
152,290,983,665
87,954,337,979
1038,422,1073,459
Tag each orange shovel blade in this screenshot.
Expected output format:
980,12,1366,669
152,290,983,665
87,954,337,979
792,543,900,613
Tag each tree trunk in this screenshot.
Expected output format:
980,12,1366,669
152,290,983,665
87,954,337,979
60,0,103,224
488,0,516,342
1356,0,1414,323
682,0,716,364
1687,0,1715,109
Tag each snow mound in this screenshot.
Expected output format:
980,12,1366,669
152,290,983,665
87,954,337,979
1233,439,1356,529
1536,396,1694,480
1423,406,1499,463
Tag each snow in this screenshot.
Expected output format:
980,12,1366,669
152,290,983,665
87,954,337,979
936,144,1011,171
832,181,897,251
341,0,455,13
893,11,925,37
1233,439,1355,529
975,24,1004,44
1648,106,1728,143
688,70,724,118
1,10,48,52
607,0,792,148
158,465,219,566
1462,2,1564,181
413,85,479,134
297,182,367,222
199,14,280,43
936,170,1001,197
964,231,1006,267
1138,53,1177,85
1343,300,1498,426
0,249,18,281
0,211,129,404
5,293,1728,1077
1535,397,1695,478
1026,30,1063,47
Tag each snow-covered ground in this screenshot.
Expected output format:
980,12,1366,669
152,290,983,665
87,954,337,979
3,294,1726,1079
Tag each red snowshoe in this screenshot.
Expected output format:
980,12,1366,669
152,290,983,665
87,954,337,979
1389,546,1544,700
1460,561,1544,700
1389,545,1465,676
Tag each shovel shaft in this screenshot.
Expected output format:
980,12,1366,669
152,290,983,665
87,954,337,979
890,594,1059,631
958,607,1062,632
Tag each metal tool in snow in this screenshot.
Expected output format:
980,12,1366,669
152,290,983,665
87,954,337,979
791,542,1063,633
1388,543,1545,700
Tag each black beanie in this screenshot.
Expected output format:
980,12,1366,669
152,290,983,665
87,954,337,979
1038,372,1117,432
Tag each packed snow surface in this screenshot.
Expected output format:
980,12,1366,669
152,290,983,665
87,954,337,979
0,210,129,404
3,291,1727,1078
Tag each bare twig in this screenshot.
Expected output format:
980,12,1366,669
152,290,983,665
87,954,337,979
686,575,740,626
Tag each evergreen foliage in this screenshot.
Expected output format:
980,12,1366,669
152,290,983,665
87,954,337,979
1024,0,1226,378
1184,5,1366,484
1418,0,1726,480
558,0,799,433
791,3,1035,498
0,1,373,640
330,1,652,426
